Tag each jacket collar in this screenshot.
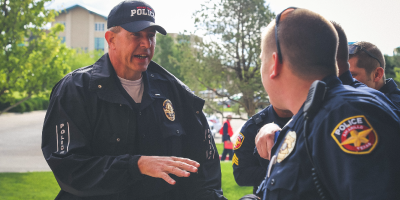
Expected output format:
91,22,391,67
88,54,196,110
380,78,400,95
338,70,355,86
88,53,132,107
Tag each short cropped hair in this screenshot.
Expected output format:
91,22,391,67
108,26,122,33
262,9,338,80
330,21,348,63
349,41,385,77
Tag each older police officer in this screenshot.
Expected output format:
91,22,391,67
42,1,226,199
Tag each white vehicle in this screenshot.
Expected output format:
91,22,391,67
206,115,222,137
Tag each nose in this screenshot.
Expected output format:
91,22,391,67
140,37,152,48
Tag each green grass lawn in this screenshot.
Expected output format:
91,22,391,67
0,172,60,200
0,143,252,199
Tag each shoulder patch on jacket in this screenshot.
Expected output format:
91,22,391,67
331,115,378,155
233,133,245,150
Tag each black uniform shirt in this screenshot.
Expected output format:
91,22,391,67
233,106,291,192
379,78,400,108
260,75,400,199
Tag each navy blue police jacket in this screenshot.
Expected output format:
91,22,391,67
41,54,226,200
340,70,400,115
260,75,400,200
379,78,400,108
233,106,291,192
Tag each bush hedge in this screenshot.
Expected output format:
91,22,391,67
0,97,49,113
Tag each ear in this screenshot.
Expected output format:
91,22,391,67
105,31,115,50
270,52,281,79
373,67,384,82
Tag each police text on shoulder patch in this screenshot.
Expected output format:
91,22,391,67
331,115,378,154
234,133,245,150
163,99,175,121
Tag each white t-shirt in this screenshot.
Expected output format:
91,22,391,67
118,76,144,103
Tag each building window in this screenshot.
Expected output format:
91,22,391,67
95,23,105,31
95,37,104,51
59,36,66,43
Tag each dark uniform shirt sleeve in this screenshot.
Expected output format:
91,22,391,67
311,99,400,199
41,75,144,197
233,121,267,187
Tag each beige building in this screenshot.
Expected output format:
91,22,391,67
52,4,108,53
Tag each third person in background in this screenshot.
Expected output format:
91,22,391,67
349,41,400,107
220,115,234,161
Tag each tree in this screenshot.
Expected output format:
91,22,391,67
183,0,275,118
385,53,400,87
152,33,185,81
0,0,73,114
66,49,104,71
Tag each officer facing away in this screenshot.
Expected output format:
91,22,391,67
257,7,400,199
41,1,226,199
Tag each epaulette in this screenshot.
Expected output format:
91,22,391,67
252,111,266,125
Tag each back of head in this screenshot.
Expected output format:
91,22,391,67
275,9,339,80
331,21,349,74
349,41,385,76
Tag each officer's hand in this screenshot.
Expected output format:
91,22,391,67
137,156,200,185
255,123,281,160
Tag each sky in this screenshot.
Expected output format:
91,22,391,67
46,0,400,55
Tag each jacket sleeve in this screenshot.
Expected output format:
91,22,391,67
312,100,400,199
41,75,144,197
233,124,267,187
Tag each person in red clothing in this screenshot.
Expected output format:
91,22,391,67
220,115,234,160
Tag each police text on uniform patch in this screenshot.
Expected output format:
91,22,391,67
331,115,378,154
56,122,70,154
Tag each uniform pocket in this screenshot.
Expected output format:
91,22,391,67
266,163,300,199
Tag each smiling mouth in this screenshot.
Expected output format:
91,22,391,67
134,55,148,59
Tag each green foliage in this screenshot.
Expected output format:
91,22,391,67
153,33,185,81
0,96,49,113
0,172,60,199
181,0,275,118
0,0,74,113
66,49,104,71
385,54,400,86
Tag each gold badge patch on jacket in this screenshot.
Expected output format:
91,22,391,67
277,131,296,163
163,99,175,121
331,115,378,154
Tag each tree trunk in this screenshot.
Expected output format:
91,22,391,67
0,95,32,115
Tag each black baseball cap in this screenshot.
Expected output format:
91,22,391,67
107,0,167,35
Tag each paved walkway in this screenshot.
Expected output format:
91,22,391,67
0,111,246,172
0,111,50,172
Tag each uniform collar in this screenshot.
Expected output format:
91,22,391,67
88,53,131,107
322,74,342,88
338,70,355,86
380,79,400,95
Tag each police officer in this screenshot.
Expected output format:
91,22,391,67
233,105,292,194
348,41,400,108
332,21,400,114
41,1,226,199
256,7,400,199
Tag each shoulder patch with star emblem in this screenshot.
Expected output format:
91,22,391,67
233,133,245,150
331,115,378,154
